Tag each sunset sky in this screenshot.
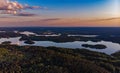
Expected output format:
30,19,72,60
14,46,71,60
0,0,120,27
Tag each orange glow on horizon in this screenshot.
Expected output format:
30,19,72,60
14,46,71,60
0,16,119,27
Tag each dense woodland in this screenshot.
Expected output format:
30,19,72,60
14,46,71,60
0,45,119,73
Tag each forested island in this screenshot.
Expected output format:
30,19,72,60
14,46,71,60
0,45,119,73
82,44,107,49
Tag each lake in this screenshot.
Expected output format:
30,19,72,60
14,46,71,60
0,37,120,55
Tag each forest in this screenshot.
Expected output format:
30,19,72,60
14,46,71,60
0,45,119,73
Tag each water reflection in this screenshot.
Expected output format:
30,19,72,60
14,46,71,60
0,37,120,55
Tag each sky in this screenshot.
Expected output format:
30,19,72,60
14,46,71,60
0,0,120,27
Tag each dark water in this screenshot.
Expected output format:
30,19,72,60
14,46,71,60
1,27,120,35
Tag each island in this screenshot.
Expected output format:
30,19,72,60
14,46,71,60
82,44,107,49
24,40,35,44
1,41,11,45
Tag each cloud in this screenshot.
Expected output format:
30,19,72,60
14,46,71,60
85,17,120,22
16,12,36,16
41,18,61,21
24,5,41,9
0,0,41,15
0,17,120,27
0,0,7,6
0,0,23,14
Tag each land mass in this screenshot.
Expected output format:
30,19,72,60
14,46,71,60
82,44,107,49
0,30,120,44
0,45,119,73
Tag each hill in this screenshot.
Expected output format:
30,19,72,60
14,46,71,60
0,45,119,73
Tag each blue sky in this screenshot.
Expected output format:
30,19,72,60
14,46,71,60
18,0,107,6
0,0,120,27
18,0,108,11
16,0,120,18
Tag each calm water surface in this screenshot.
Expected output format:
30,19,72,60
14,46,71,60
0,37,120,55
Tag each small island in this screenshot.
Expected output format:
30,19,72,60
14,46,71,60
82,44,107,49
24,40,35,44
1,41,11,45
